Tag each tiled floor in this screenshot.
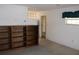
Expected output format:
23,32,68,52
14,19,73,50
40,39,79,55
0,39,79,55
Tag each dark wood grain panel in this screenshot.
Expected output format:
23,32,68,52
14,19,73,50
0,26,8,30
26,25,38,46
0,39,9,44
12,37,23,42
11,26,23,32
12,42,24,48
0,44,9,50
11,32,23,37
0,33,9,38
26,26,38,31
27,31,37,36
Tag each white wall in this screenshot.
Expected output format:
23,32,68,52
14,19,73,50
0,5,27,25
47,6,79,50
0,5,38,25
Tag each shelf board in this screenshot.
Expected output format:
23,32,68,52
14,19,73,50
0,48,9,51
12,41,24,43
0,37,9,39
0,31,8,33
12,45,24,49
0,43,9,45
12,31,23,33
12,36,23,38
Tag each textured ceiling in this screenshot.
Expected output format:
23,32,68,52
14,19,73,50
19,4,79,11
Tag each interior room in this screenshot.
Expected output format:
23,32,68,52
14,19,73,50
0,4,79,55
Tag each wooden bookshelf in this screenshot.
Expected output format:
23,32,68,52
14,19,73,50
0,26,10,50
26,26,39,46
0,25,39,51
11,26,24,48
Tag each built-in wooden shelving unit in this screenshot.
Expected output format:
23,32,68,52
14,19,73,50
0,27,10,50
0,25,39,51
26,26,38,46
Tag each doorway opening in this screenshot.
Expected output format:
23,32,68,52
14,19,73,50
41,16,47,39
